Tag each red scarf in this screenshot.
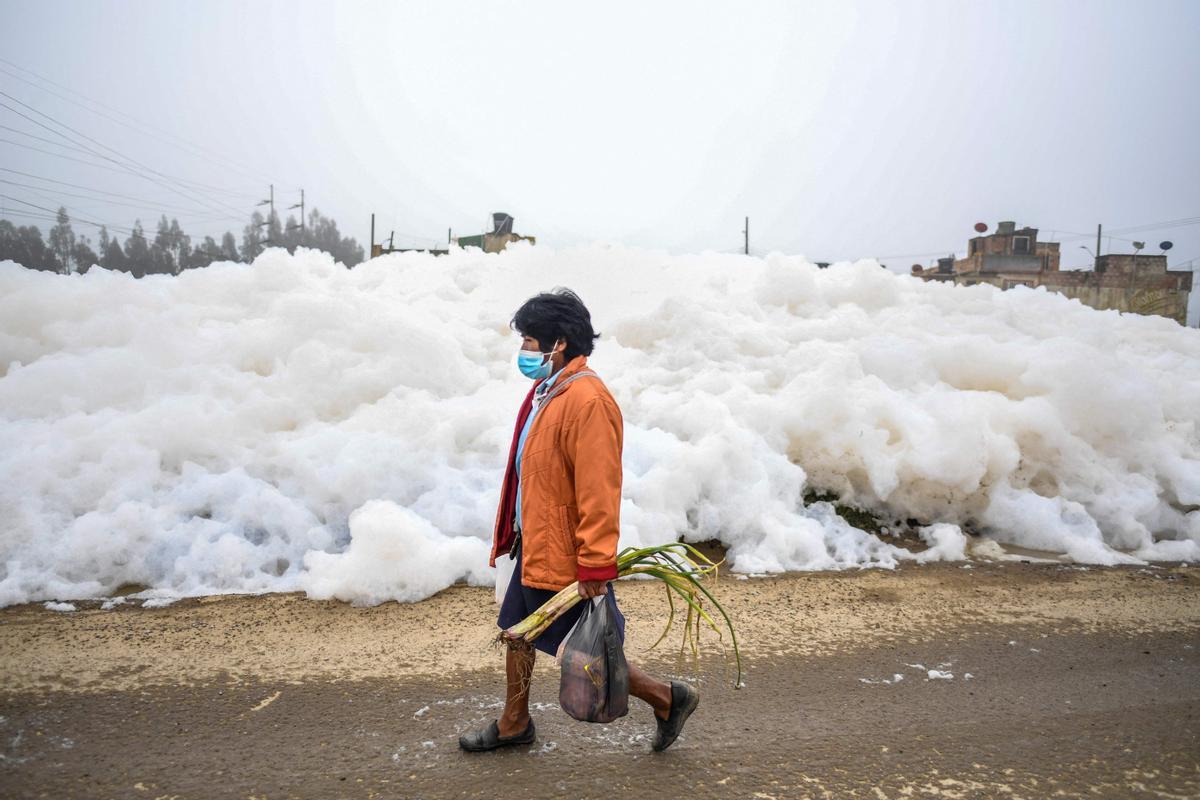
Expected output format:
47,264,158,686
492,382,539,560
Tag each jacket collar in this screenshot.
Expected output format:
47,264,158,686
537,354,588,391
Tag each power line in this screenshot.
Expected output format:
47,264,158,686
0,57,285,190
0,132,260,202
1,194,143,236
0,107,247,216
2,194,247,240
1,209,66,224
0,90,248,218
0,122,115,157
0,178,243,221
0,168,247,217
0,136,162,174
1105,216,1200,237
2,207,233,236
1048,216,1200,245
878,215,1200,263
2,180,237,232
1,124,261,206
875,249,961,261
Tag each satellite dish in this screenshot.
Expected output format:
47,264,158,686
1160,241,1174,251
1133,241,1145,250
974,222,988,233
911,264,922,274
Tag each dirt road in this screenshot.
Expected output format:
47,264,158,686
2,562,1198,799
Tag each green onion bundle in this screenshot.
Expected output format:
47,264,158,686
499,542,742,686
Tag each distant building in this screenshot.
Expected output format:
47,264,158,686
913,221,1192,325
368,212,536,259
370,242,449,258
454,213,536,253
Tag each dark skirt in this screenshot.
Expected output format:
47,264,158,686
497,545,626,657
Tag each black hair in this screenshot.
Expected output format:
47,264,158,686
510,288,600,361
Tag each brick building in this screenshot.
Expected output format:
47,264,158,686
914,221,1192,325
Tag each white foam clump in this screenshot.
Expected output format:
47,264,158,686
43,601,76,612
0,244,1197,607
302,500,490,605
913,523,968,563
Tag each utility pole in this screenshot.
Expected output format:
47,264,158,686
256,184,275,251
448,227,452,244
743,216,749,255
288,189,305,237
1095,223,1102,269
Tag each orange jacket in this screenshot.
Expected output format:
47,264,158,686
490,356,623,591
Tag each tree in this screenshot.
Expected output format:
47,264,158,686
241,210,265,261
167,217,189,272
123,220,151,278
221,231,239,262
72,236,99,274
148,215,175,274
1,220,57,271
305,208,364,266
266,210,283,249
189,235,223,269
47,207,76,274
282,214,302,252
101,235,125,272
4,203,363,274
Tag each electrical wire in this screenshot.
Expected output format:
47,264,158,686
0,57,285,190
0,137,163,174
0,123,117,158
1,124,262,205
0,178,243,221
0,91,249,218
1,195,143,236
1048,216,1200,246
0,168,247,216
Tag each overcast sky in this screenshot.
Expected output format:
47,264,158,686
1,0,1197,288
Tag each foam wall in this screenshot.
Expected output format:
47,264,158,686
1,244,1197,606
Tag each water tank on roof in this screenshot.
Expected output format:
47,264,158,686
997,221,1016,235
492,213,514,236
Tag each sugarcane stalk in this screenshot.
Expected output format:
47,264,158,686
497,541,742,686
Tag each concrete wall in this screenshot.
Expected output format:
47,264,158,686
1096,254,1168,275
932,267,1192,325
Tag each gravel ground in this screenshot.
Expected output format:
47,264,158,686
1,561,1198,799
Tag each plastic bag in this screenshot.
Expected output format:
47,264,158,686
557,595,629,723
494,549,517,604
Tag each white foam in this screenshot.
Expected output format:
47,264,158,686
301,500,491,606
913,523,968,563
1,245,1197,606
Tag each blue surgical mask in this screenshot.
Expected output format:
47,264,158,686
517,349,554,380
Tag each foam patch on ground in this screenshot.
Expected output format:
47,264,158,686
1,244,1197,605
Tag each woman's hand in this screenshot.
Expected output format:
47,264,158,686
577,580,608,598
